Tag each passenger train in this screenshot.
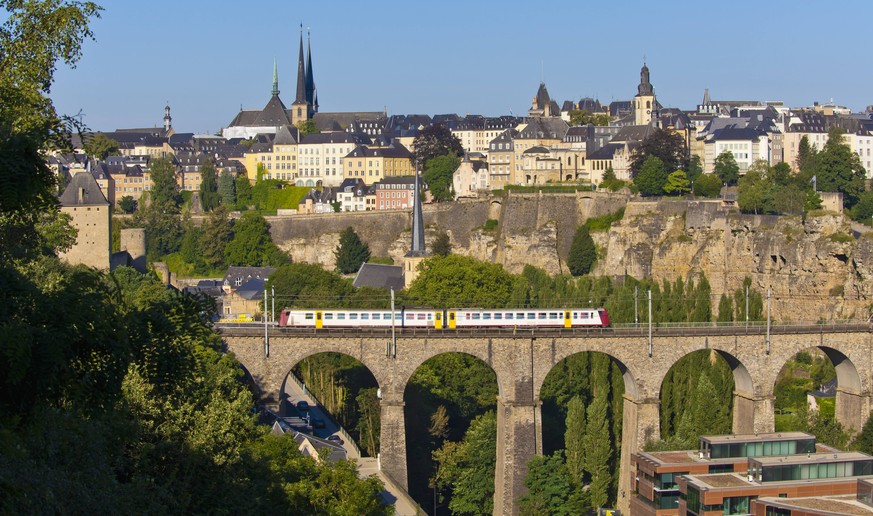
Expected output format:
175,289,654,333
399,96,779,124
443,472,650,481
278,308,610,329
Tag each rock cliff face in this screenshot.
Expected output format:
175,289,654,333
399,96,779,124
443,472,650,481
267,194,873,320
596,200,873,321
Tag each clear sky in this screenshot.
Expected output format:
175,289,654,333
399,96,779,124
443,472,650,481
50,0,873,135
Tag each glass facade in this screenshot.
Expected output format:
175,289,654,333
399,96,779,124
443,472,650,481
707,438,815,459
755,459,873,482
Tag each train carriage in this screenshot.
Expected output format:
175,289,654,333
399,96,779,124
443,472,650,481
279,308,609,329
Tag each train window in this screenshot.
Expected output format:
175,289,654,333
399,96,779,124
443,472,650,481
361,313,369,320
350,313,358,320
372,313,380,319
338,313,346,320
549,313,559,319
526,313,534,320
472,313,481,320
324,313,333,320
417,313,425,320
505,313,513,320
465,313,471,320
582,313,589,319
538,313,546,319
495,313,503,320
305,313,314,320
427,313,432,320
483,313,491,320
406,314,414,320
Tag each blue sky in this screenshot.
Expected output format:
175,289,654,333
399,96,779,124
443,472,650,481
49,0,873,134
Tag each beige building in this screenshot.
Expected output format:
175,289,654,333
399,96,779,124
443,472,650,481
59,171,111,269
243,126,299,183
452,155,490,198
342,143,413,183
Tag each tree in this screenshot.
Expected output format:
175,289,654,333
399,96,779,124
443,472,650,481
853,412,873,454
852,191,873,223
583,393,612,509
117,195,137,213
630,129,687,177
816,126,866,210
224,211,289,266
693,173,722,198
148,157,181,209
424,154,460,202
199,205,233,269
519,452,586,516
413,124,464,165
569,110,609,127
199,158,220,212
235,175,252,207
633,155,668,196
406,255,519,308
296,119,318,138
334,226,371,274
687,155,703,183
796,135,815,172
432,230,452,257
663,170,691,195
567,226,596,276
713,151,740,186
564,396,586,486
432,411,497,516
737,168,770,214
218,170,236,206
83,132,119,160
599,166,625,191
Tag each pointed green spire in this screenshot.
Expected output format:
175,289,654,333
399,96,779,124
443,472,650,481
272,57,279,96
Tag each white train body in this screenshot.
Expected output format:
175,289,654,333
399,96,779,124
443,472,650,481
278,308,610,329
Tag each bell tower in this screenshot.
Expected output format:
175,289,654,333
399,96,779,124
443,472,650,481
634,62,656,126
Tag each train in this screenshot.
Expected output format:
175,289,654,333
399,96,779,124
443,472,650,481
278,308,610,329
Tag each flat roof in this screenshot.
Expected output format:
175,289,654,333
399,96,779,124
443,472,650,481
756,495,873,515
702,432,814,445
753,451,872,466
685,472,873,491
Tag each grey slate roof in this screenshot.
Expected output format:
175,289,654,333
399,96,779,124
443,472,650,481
353,263,405,291
59,171,109,206
587,143,623,160
253,95,292,126
273,125,299,145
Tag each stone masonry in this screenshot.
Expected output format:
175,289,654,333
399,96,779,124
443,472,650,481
224,326,873,515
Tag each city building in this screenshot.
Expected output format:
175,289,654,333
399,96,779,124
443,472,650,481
376,176,416,210
58,171,111,269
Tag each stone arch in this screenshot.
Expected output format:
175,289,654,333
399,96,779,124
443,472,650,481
397,349,504,400
488,200,502,220
278,348,384,416
535,347,640,402
772,345,864,432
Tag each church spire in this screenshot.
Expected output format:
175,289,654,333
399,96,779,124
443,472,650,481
408,164,426,256
305,30,315,107
294,27,307,104
272,57,279,97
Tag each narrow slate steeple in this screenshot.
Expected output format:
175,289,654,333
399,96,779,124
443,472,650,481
295,28,307,104
272,57,279,97
305,30,315,107
408,164,426,256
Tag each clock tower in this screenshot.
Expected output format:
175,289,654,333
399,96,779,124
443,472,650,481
634,62,656,126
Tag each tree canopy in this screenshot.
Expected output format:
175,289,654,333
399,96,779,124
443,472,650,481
83,132,119,160
630,129,687,177
567,225,595,276
633,155,668,196
406,254,520,308
424,154,460,202
713,151,740,186
334,226,371,274
199,157,220,212
412,124,464,165
224,211,289,267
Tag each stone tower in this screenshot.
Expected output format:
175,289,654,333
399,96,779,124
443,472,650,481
291,28,317,125
634,62,656,126
59,171,111,269
120,227,147,273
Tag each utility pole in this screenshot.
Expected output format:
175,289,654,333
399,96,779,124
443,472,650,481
745,285,749,326
390,288,396,358
264,279,269,357
634,285,639,325
766,286,771,355
271,284,275,323
647,289,653,357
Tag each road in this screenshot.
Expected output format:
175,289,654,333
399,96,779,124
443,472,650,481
282,373,423,515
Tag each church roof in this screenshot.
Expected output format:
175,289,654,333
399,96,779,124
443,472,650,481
353,263,405,291
273,125,299,145
253,95,292,126
60,171,109,207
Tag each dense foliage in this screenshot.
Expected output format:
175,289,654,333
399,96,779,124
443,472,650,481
567,225,595,276
736,161,821,215
424,154,461,202
334,226,371,274
630,129,688,178
412,123,464,165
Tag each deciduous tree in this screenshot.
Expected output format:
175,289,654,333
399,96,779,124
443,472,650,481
424,154,460,202
224,211,289,266
413,124,464,165
633,155,668,196
714,151,740,186
83,132,119,160
663,170,691,195
630,128,687,177
432,230,452,257
199,158,220,212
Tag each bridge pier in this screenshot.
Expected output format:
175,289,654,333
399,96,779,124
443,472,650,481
836,389,870,433
379,397,408,490
732,391,774,434
493,397,541,516
617,396,660,516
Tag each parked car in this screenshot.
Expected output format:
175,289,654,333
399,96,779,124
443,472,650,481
296,400,310,412
327,435,344,445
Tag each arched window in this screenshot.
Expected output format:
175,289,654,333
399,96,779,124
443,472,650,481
646,101,651,109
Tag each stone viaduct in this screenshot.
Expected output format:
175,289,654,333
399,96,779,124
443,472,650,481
222,324,873,515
